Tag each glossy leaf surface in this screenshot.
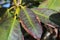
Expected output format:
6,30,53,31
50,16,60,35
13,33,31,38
0,13,24,40
20,8,43,39
32,8,60,27
9,20,24,40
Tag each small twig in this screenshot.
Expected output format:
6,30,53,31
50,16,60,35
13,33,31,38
46,24,58,38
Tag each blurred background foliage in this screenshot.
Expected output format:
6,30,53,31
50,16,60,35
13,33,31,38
0,0,59,40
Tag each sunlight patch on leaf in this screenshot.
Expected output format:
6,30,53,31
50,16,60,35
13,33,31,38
39,0,60,12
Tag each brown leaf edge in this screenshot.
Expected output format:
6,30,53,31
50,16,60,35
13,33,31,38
19,15,43,40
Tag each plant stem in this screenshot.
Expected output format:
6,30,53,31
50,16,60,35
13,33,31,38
20,0,22,4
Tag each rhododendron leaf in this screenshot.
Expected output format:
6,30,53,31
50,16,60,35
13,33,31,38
39,0,60,12
20,8,43,39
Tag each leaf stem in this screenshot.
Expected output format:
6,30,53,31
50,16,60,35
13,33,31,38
13,0,17,6
20,0,22,4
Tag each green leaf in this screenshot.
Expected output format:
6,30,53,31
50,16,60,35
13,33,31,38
32,8,60,27
9,20,24,40
20,8,43,39
38,0,60,12
0,13,24,40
